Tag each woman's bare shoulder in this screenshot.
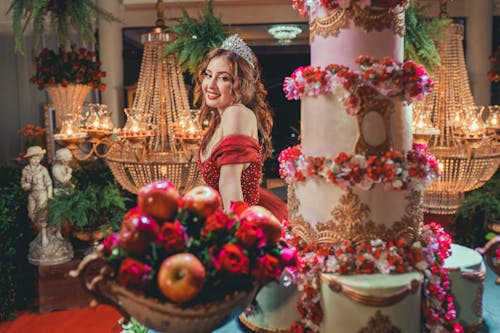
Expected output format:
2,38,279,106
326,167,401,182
221,104,256,136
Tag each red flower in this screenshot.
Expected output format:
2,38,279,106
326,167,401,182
211,244,249,275
228,200,250,216
117,258,152,291
251,254,282,283
202,210,235,236
158,221,187,253
236,220,266,248
29,46,106,90
98,233,119,257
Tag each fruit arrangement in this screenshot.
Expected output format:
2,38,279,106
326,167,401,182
97,180,297,306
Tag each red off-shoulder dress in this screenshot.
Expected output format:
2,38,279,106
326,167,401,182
198,134,288,221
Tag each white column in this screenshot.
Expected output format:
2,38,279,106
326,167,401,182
97,0,124,127
465,0,492,106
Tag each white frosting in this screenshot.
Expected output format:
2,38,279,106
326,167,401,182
301,89,357,157
320,272,422,333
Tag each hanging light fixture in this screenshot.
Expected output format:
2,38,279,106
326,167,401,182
268,24,302,45
411,1,500,214
106,0,202,194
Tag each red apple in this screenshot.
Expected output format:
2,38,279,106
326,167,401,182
181,185,222,217
138,180,181,222
119,213,160,254
157,253,206,304
239,206,282,245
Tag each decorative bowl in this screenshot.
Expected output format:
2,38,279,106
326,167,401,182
71,253,259,333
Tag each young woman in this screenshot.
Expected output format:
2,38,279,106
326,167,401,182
197,34,287,221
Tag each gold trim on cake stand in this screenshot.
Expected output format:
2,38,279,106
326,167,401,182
238,314,290,333
322,274,423,307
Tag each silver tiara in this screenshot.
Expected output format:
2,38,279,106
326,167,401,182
220,34,256,68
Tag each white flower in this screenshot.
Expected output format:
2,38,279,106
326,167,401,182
392,178,404,189
350,155,368,168
325,255,338,272
358,176,374,190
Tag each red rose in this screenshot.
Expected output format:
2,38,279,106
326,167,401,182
228,201,250,216
251,254,282,283
117,258,152,291
212,244,249,275
202,210,235,236
158,221,188,253
235,220,266,249
97,233,119,257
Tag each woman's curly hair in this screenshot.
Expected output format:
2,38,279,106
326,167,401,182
196,48,274,160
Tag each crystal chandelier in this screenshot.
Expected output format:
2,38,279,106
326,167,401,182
268,24,302,45
106,3,202,194
412,16,500,214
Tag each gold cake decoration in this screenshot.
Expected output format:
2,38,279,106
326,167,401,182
237,314,290,333
323,274,422,307
354,97,394,156
357,310,401,333
309,8,349,43
309,5,405,43
288,183,422,244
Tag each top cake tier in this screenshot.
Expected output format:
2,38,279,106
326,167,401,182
304,1,406,68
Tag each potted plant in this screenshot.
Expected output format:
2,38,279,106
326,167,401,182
454,170,500,248
47,182,129,251
8,0,117,55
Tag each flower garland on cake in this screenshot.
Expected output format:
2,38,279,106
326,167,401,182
286,222,463,333
283,55,434,116
278,143,440,192
292,0,408,17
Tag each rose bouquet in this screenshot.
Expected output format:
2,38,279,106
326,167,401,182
77,180,296,332
29,46,106,91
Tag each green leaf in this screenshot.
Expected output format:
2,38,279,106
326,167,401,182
164,1,227,76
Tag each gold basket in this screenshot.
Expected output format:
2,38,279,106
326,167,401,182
71,254,259,333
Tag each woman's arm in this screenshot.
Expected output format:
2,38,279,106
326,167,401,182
218,105,257,210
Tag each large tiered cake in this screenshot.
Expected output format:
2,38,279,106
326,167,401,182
240,1,468,333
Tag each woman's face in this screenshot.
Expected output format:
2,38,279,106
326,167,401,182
201,56,234,112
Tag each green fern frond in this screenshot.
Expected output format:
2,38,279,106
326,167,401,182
164,1,226,76
8,0,119,54
404,2,451,74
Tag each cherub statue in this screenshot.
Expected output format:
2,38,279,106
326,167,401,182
21,146,73,266
52,148,75,195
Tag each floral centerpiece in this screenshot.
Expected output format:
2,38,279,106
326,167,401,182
30,46,106,91
488,45,500,83
73,180,296,333
278,143,440,191
283,55,433,116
